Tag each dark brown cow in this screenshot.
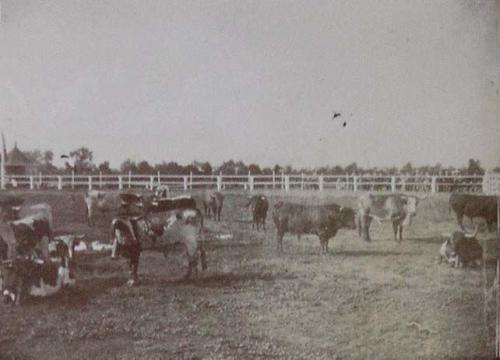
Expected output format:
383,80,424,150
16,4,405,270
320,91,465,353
246,194,269,230
449,193,498,231
272,202,356,253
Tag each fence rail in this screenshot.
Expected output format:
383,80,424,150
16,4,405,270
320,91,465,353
1,171,496,194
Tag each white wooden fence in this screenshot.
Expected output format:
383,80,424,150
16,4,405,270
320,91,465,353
0,170,494,193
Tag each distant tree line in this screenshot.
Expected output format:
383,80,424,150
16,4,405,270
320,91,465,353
20,146,496,176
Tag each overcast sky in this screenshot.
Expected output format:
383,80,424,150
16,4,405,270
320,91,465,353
0,0,498,169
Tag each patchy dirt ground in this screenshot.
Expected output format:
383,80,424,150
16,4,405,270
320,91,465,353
0,189,497,359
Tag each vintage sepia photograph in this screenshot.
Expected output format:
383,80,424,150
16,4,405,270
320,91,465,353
0,0,499,359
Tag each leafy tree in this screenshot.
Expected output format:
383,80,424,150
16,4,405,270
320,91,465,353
466,159,484,175
98,161,113,174
69,147,95,173
345,162,359,174
137,160,154,174
120,159,137,173
248,163,262,175
401,162,413,175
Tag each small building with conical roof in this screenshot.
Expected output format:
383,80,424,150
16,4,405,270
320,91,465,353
5,143,39,176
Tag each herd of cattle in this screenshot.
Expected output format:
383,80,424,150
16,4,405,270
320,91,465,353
0,188,498,305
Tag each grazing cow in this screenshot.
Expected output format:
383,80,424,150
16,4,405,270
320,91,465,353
357,193,426,242
110,193,206,285
440,227,482,268
246,195,269,230
1,256,75,305
449,193,498,231
202,190,224,221
272,202,356,253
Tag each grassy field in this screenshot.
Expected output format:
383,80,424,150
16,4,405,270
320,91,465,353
0,189,497,359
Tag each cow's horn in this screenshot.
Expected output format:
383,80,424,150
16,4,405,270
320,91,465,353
464,225,478,239
76,234,86,239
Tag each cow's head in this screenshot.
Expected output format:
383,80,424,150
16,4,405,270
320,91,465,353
338,207,357,230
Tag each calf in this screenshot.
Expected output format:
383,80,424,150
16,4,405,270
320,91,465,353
441,228,482,268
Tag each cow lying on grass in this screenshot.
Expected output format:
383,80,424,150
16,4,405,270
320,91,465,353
272,202,356,253
1,258,75,305
440,227,482,268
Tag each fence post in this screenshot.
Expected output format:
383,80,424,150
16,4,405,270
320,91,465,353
319,174,324,191
217,174,222,191
118,176,123,190
39,172,42,188
183,176,188,190
301,173,304,190
285,175,290,192
272,170,276,189
150,176,154,190
88,176,92,190
0,147,4,190
128,171,131,188
29,176,34,190
190,171,193,190
281,170,285,189
431,176,437,193
391,176,396,192
483,172,490,194
99,171,103,189
57,176,62,190
157,171,161,187
353,175,358,192
249,175,254,191
71,170,75,189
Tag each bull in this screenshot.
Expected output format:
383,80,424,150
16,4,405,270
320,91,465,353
356,193,425,242
449,193,498,232
246,194,269,230
272,202,356,253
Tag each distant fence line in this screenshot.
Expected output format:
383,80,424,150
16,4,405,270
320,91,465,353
2,171,499,194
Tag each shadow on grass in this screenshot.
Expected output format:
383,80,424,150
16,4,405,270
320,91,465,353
141,271,278,289
334,249,417,257
406,237,444,244
23,276,126,308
